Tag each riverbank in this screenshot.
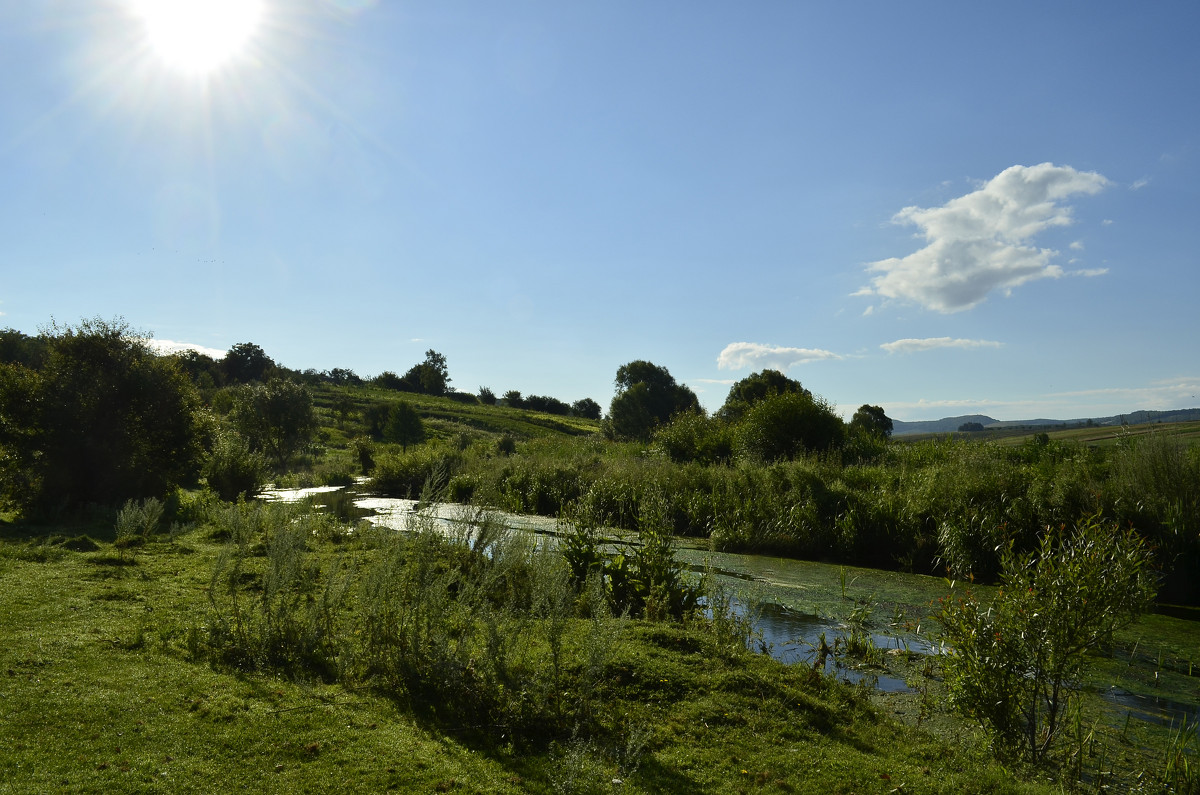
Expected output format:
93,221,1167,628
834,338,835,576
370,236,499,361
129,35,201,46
1,508,1066,794
4,497,1195,793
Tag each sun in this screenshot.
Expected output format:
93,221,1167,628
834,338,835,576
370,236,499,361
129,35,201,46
131,0,264,75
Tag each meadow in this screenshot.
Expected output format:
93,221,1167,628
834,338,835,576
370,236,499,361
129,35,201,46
3,352,1200,792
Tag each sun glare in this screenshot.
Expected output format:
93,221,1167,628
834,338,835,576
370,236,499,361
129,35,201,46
131,0,264,75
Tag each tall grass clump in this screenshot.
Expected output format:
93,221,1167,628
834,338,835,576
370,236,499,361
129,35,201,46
114,496,165,549
200,499,350,678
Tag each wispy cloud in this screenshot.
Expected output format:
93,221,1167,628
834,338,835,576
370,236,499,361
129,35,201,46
859,163,1110,313
880,337,1003,354
149,339,227,359
717,342,841,371
1131,177,1151,190
1048,377,1200,404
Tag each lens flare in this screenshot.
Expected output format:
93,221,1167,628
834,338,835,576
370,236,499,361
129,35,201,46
131,0,264,75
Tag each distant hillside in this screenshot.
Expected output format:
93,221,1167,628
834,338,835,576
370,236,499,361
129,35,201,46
891,415,998,436
892,408,1200,437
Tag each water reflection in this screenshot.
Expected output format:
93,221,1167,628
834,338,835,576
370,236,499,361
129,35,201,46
1100,687,1200,727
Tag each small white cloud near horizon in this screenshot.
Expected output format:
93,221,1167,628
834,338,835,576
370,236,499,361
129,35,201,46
148,339,228,359
859,163,1110,313
880,337,1004,354
717,342,841,371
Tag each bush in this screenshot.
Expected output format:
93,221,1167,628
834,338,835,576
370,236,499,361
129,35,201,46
370,445,463,498
735,391,844,462
939,516,1156,761
203,433,268,502
653,412,733,465
114,496,166,548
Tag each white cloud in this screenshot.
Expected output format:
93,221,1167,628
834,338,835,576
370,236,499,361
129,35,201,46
1069,240,1084,251
717,342,841,371
149,339,227,359
1131,177,1151,190
880,337,1003,354
859,163,1110,313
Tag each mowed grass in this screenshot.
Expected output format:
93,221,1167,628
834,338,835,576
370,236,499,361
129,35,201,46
0,519,1060,794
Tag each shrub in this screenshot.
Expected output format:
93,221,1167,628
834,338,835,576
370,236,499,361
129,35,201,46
653,412,733,464
939,516,1156,761
203,433,268,501
735,391,844,462
114,497,166,547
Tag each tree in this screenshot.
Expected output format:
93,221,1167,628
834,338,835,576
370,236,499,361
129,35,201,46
223,342,274,384
173,349,223,390
373,371,405,391
231,378,317,467
384,401,425,451
719,370,809,421
525,394,570,415
939,517,1156,761
0,318,207,512
735,391,844,462
478,386,497,406
849,404,893,439
607,360,700,441
326,367,362,386
502,390,525,409
571,397,602,420
958,422,985,433
0,328,48,368
399,349,450,396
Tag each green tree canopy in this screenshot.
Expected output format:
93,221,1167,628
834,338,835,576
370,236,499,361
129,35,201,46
849,404,893,439
571,397,602,420
222,342,274,384
608,360,700,441
735,391,844,462
719,369,809,421
231,378,317,467
399,349,451,396
0,318,207,513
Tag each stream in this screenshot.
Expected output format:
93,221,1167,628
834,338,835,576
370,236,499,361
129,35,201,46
261,484,1200,726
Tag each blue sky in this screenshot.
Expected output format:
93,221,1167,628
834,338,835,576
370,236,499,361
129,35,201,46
2,1,1198,421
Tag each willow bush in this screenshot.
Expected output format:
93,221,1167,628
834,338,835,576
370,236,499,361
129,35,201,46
938,516,1157,761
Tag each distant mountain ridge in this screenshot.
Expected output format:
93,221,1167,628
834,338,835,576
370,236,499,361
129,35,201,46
890,407,1200,437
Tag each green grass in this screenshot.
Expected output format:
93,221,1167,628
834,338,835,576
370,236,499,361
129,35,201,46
901,418,1200,448
0,514,1069,794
